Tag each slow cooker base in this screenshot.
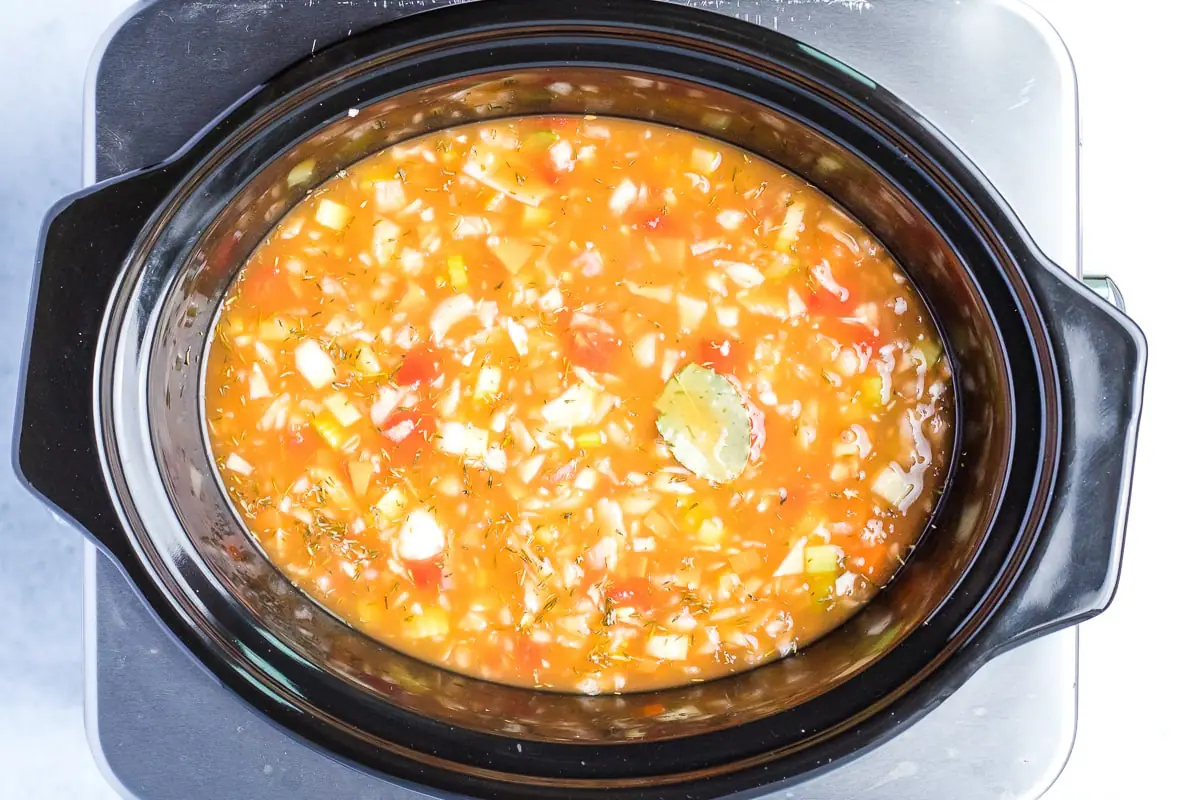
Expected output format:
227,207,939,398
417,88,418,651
82,1,1086,798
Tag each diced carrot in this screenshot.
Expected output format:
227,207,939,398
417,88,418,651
562,322,619,372
606,577,655,611
238,263,290,305
514,636,546,673
404,559,443,591
390,346,440,387
695,337,745,375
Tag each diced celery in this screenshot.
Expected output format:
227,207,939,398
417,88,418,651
913,338,943,368
773,539,807,577
860,375,886,406
575,429,606,449
447,255,468,291
524,130,560,150
805,545,842,574
312,410,348,449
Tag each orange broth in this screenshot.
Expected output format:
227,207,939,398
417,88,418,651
204,115,953,692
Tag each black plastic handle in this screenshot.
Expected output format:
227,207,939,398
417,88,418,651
978,259,1147,654
13,165,181,564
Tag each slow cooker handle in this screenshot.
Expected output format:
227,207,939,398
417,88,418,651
14,165,182,565
979,261,1147,654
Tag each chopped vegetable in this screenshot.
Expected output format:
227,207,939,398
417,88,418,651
404,607,449,639
347,461,374,496
397,508,445,561
773,538,808,577
475,365,502,399
374,179,407,211
430,294,475,344
437,421,489,460
374,487,406,519
355,346,383,376
315,199,351,230
447,255,469,290
490,239,534,273
805,545,843,574
542,383,607,430
287,159,317,188
690,147,722,175
372,218,400,265
323,394,362,427
225,453,253,476
646,634,689,661
312,410,349,450
295,339,336,389
871,465,915,509
774,204,805,251
676,295,708,331
655,364,752,483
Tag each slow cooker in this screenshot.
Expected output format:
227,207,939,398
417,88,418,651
16,1,1146,797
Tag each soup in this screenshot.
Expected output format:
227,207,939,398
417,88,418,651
204,115,953,693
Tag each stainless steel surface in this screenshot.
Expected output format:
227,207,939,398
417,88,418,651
73,0,1082,798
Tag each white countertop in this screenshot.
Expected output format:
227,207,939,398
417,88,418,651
0,1,1192,798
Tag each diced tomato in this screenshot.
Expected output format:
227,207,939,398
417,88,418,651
404,559,443,590
390,346,440,387
534,157,563,186
237,261,288,305
562,316,620,372
632,208,676,235
514,636,546,673
821,317,881,351
606,577,654,611
696,337,745,375
379,409,434,465
284,424,318,460
805,288,851,317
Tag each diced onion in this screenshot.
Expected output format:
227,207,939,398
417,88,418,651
430,294,475,344
295,340,336,389
374,179,406,211
225,453,253,476
632,333,657,369
397,509,445,561
646,634,689,660
609,179,638,214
